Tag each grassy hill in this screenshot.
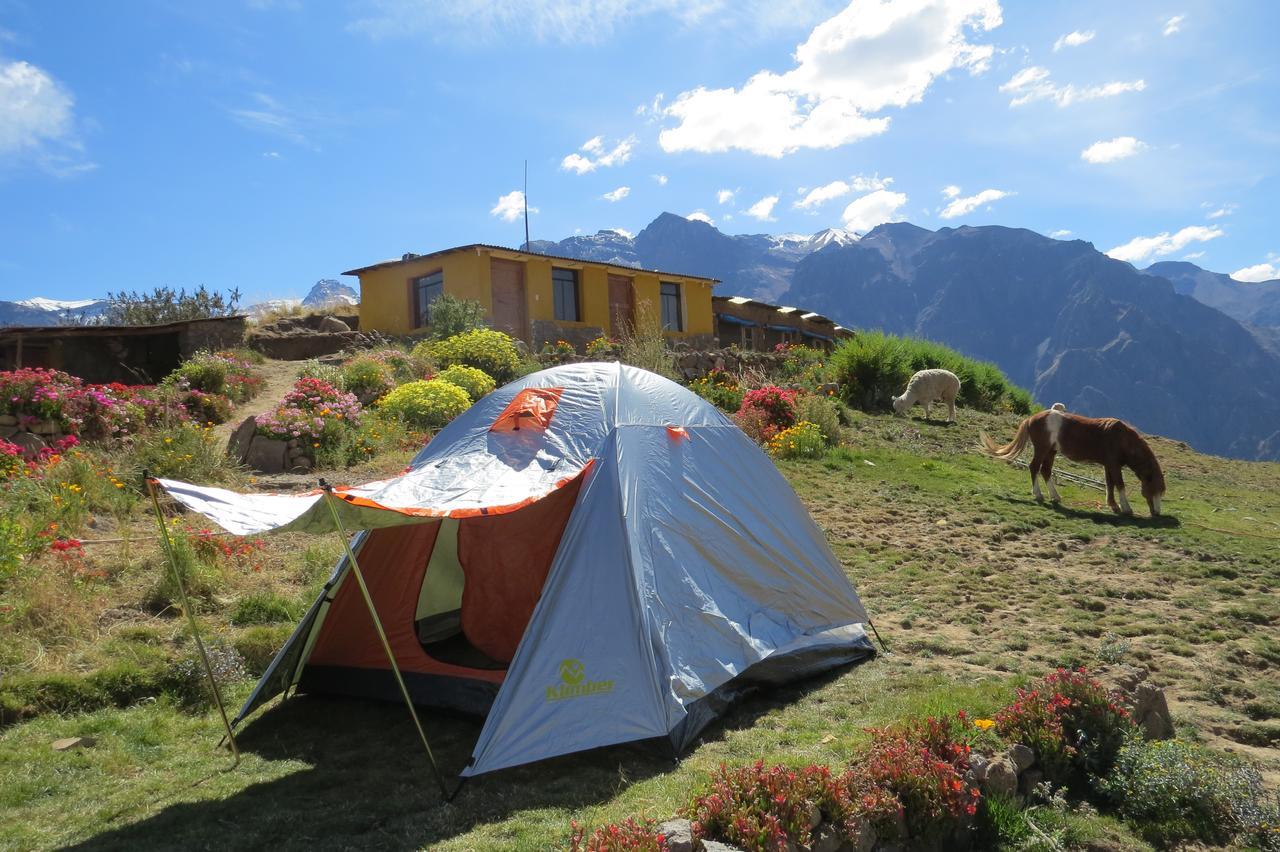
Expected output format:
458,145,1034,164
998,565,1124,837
1,400,1277,850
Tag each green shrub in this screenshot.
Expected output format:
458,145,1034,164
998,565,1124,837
297,359,344,388
1101,735,1280,848
234,624,293,676
166,352,229,396
143,532,222,613
123,422,244,487
619,303,676,380
160,643,249,709
797,394,842,447
419,328,521,384
768,421,828,459
436,365,496,401
366,348,432,383
340,356,395,404
689,370,744,412
378,379,472,430
426,294,489,340
231,591,298,625
832,332,1033,414
103,285,241,326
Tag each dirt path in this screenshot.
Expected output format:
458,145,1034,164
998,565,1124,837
213,358,304,446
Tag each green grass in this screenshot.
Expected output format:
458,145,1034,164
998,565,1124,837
1,407,1276,849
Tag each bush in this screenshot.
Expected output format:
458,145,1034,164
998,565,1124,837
768,422,827,459
735,387,799,443
125,422,244,486
161,643,249,709
775,344,835,391
426,294,488,340
144,531,223,612
254,378,362,451
366,348,432,383
231,591,298,625
297,359,344,389
796,394,841,446
585,336,622,360
436,365,496,401
689,370,744,412
569,816,670,852
832,332,1033,414
103,285,241,325
619,302,676,380
995,667,1132,788
420,328,521,384
1101,734,1280,849
686,761,897,852
379,379,471,430
177,388,233,425
340,356,395,405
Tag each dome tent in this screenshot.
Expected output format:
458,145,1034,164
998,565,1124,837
155,362,875,779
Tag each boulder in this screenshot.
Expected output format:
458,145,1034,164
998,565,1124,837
289,457,314,474
318,316,351,333
0,414,16,426
32,419,61,436
1007,743,1035,773
981,757,1018,797
965,753,988,788
1019,767,1045,797
244,435,289,474
0,425,17,439
8,430,47,459
701,842,745,852
1096,665,1174,740
809,822,844,852
226,416,258,464
654,819,694,852
847,818,877,852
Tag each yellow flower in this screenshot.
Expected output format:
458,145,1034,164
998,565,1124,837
974,719,996,731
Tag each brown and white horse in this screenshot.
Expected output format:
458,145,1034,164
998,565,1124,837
981,409,1166,516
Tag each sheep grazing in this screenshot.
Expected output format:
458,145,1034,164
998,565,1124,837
892,369,961,422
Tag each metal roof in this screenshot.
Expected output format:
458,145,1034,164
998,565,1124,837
712,294,844,330
342,243,719,283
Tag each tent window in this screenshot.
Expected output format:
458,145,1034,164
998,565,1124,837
491,387,564,433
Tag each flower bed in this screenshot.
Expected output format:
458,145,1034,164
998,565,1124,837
253,378,362,451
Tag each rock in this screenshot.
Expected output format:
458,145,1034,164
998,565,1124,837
8,430,47,459
288,458,313,474
654,819,693,852
0,425,17,439
847,818,877,852
809,822,844,852
52,736,96,751
965,753,989,788
807,805,823,831
981,757,1018,797
1019,767,1044,797
1135,682,1174,739
244,435,289,474
1007,743,1035,773
0,414,15,426
701,841,745,852
226,416,258,464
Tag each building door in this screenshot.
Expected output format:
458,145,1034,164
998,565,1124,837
607,274,634,336
490,259,527,340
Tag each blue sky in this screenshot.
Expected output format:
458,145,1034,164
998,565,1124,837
1,0,1278,303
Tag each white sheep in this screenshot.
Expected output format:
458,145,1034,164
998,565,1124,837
892,369,961,422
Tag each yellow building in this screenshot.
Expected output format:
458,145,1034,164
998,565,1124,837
344,244,718,349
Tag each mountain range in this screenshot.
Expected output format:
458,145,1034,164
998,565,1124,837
0,280,358,328
534,213,1280,461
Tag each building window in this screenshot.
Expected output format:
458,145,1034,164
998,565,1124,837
412,271,444,329
552,267,580,322
660,281,683,331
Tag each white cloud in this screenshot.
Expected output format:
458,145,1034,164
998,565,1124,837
1163,14,1184,36
841,188,909,232
262,151,282,159
490,189,537,222
1000,66,1145,107
1053,30,1095,51
1182,251,1205,260
652,173,668,185
1080,136,1147,163
1204,202,1236,219
1105,225,1224,263
1049,229,1072,238
607,227,634,238
561,135,635,174
939,187,1012,219
745,195,779,221
1,60,75,154
795,174,893,210
1231,261,1280,283
686,210,715,225
658,0,1002,157
717,188,735,205
601,185,630,202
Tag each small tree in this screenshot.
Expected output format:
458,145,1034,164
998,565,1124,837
428,295,488,340
103,285,242,326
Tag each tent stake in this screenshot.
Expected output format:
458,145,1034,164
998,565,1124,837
319,481,451,800
143,473,240,768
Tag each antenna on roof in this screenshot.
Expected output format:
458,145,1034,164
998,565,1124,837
523,159,531,251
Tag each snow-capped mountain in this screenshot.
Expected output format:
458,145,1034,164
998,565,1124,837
302,278,358,308
0,297,109,327
528,215,865,301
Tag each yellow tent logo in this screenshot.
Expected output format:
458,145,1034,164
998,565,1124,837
559,658,585,685
546,658,613,702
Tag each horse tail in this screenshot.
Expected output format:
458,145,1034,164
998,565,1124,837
980,418,1031,460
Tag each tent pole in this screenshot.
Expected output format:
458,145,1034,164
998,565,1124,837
866,618,890,653
319,481,451,800
143,473,240,768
